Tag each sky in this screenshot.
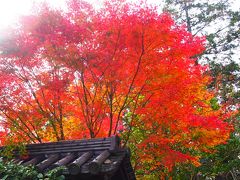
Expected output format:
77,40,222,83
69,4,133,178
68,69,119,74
0,0,65,29
0,0,239,29
0,0,163,30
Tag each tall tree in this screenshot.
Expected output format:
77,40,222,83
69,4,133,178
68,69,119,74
164,0,240,64
0,0,231,177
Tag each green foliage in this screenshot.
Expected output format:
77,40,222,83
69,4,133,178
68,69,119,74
210,97,220,110
1,145,27,160
209,61,240,104
0,159,38,180
0,158,65,180
120,110,146,173
198,131,240,178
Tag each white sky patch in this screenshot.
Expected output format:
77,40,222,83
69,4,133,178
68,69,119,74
0,0,63,29
0,0,164,30
0,0,239,29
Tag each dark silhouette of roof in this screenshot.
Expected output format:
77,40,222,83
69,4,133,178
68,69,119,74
1,136,136,180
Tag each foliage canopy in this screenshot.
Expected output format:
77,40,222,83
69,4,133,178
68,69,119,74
0,0,232,175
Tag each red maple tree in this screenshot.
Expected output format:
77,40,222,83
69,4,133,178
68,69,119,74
0,0,231,172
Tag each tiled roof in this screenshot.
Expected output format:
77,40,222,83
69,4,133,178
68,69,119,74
0,136,136,180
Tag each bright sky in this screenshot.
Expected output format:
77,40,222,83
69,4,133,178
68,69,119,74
0,0,239,28
0,0,163,30
0,0,64,29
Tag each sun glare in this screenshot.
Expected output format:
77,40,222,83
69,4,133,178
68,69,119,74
0,0,33,28
0,0,68,30
0,0,163,30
